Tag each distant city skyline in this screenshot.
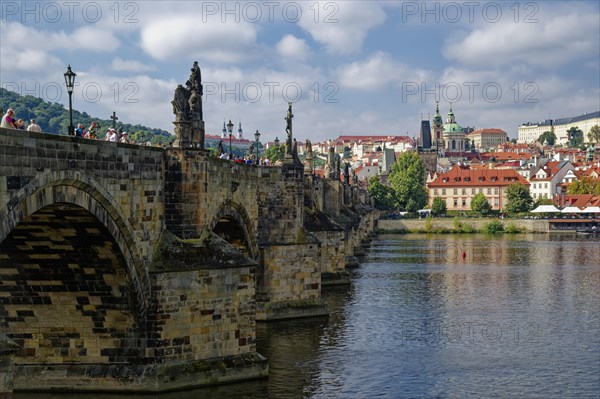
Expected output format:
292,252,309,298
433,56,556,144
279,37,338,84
1,1,598,141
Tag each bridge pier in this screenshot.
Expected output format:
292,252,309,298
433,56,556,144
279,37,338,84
0,335,19,399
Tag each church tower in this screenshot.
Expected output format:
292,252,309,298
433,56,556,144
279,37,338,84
442,103,465,152
237,121,243,140
432,101,444,149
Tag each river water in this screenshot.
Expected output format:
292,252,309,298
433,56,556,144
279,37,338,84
17,234,600,399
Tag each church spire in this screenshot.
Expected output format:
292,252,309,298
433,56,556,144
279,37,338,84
237,121,243,140
222,119,227,138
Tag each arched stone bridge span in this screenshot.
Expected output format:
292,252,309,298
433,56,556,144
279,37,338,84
0,127,376,392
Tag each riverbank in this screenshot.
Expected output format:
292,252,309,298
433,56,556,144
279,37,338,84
376,218,550,234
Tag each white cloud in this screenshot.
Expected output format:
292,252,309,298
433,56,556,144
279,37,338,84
139,16,258,63
443,8,599,68
276,35,311,61
297,1,387,54
0,22,119,53
111,58,156,72
336,52,430,91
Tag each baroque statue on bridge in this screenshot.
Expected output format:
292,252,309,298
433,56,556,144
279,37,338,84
172,62,206,148
285,102,293,157
172,85,190,122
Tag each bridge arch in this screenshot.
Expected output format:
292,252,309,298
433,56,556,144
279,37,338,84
0,169,151,320
208,200,257,259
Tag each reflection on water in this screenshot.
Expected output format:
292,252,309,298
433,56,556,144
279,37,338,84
16,234,600,399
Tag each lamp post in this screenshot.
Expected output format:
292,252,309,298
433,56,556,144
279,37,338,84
254,130,261,163
227,119,234,159
63,65,76,136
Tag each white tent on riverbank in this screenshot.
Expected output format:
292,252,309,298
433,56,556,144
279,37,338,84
531,205,561,213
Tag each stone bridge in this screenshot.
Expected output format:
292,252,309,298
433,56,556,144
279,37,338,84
0,127,377,393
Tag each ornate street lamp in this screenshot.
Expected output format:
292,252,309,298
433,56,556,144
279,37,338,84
63,65,76,136
254,129,261,163
227,119,234,159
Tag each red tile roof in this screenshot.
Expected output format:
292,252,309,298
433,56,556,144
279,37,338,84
428,165,529,187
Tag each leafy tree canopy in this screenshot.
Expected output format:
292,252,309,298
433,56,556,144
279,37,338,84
431,197,447,216
471,192,491,215
567,176,600,195
504,183,533,214
537,130,556,146
588,125,600,144
566,126,584,148
387,151,427,212
367,176,396,210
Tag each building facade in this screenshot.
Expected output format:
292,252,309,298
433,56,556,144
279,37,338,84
467,128,508,151
518,111,600,145
427,165,530,211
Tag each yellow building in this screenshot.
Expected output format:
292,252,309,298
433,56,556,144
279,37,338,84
467,129,508,151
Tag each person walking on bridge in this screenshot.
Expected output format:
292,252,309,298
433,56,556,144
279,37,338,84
1,109,17,129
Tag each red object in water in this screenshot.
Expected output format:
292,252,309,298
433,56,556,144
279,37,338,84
461,251,467,260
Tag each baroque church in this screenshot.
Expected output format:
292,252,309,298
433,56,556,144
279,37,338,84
420,102,466,154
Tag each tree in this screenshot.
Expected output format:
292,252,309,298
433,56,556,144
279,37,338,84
264,143,285,163
343,146,352,159
504,183,533,214
471,192,491,215
566,126,584,148
567,176,600,195
387,152,427,212
588,125,600,144
367,177,396,210
537,130,556,146
431,197,447,216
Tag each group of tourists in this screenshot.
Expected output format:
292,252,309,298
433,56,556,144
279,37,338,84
1,108,41,132
77,122,132,143
1,108,134,143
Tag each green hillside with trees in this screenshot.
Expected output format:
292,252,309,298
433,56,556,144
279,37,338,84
0,88,173,146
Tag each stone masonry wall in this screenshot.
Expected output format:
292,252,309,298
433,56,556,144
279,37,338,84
150,265,256,362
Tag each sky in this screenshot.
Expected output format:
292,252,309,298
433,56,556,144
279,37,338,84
1,0,599,143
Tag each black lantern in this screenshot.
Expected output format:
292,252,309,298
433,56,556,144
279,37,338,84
64,65,76,136
227,119,234,159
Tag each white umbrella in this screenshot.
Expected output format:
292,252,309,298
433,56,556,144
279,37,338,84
531,205,561,213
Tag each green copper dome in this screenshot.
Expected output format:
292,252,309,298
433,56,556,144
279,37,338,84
443,104,463,133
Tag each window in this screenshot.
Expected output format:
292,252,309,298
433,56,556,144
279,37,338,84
487,188,491,195
462,188,466,195
453,199,458,206
533,183,536,189
494,199,499,206
471,188,475,195
453,188,458,195
479,188,483,193
462,199,466,207
545,183,548,188
494,188,499,194
442,189,446,195
434,189,438,195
